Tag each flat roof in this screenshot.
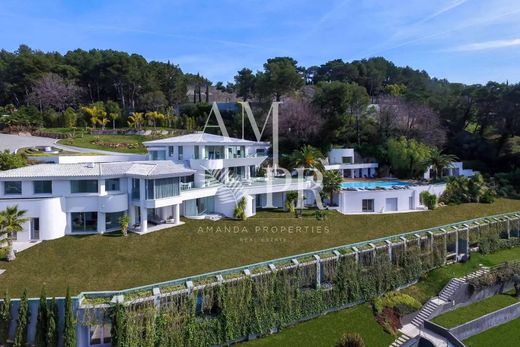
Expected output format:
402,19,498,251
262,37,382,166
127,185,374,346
143,132,269,146
0,161,195,179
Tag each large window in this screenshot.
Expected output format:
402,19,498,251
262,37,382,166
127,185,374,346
105,178,120,192
178,146,183,160
71,212,98,232
4,181,21,195
227,146,245,158
206,145,223,159
342,156,353,164
146,177,179,199
33,180,52,194
150,150,166,160
89,324,111,345
105,211,124,231
131,179,140,200
71,180,98,193
168,146,174,157
362,199,374,212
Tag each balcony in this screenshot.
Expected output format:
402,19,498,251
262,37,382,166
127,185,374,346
189,155,267,170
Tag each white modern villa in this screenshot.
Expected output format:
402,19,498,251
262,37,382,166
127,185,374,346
0,132,317,242
0,132,474,243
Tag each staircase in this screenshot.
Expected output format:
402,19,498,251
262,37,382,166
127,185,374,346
411,298,442,327
462,267,489,282
390,267,489,346
389,333,412,347
438,278,464,302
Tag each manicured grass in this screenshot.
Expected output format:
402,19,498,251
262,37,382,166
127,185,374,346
432,293,519,328
402,247,520,304
2,199,520,297
243,304,394,347
464,316,520,347
57,134,156,153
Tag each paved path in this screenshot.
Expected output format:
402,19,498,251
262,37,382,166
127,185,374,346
0,133,133,155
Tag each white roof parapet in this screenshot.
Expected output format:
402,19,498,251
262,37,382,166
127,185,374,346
0,160,195,179
143,132,269,146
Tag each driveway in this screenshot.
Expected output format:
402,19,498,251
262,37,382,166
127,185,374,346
0,133,132,155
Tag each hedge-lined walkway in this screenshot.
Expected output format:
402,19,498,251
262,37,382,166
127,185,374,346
2,198,520,297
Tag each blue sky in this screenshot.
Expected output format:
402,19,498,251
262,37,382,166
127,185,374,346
1,0,520,84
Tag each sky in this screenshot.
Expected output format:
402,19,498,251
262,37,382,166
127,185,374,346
1,0,520,84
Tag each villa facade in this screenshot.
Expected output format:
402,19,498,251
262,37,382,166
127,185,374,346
0,132,317,242
0,133,453,242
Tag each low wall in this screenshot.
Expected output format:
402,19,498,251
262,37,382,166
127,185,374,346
423,320,465,347
450,301,520,341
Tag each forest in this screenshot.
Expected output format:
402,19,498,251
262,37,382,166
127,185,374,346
1,45,520,181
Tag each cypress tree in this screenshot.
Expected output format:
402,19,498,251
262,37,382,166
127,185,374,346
46,298,58,347
35,288,48,347
0,291,11,345
13,290,29,347
63,288,76,347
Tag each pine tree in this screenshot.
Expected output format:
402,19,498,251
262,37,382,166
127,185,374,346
63,288,76,347
13,290,29,347
35,288,48,347
46,298,58,347
0,291,11,345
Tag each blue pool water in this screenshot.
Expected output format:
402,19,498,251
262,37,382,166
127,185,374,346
341,181,410,189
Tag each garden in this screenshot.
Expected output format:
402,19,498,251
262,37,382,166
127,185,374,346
2,199,520,297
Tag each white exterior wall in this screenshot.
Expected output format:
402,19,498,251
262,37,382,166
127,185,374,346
328,148,354,164
337,184,447,214
0,197,67,240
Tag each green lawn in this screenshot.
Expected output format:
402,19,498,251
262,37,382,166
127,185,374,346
432,293,519,328
57,134,156,153
464,316,520,347
2,199,520,297
243,304,394,347
402,247,520,304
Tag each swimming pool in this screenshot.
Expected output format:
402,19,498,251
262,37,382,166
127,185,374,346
340,180,410,189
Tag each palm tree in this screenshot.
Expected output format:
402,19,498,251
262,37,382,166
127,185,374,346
109,112,120,130
0,206,28,262
323,170,343,205
425,149,458,180
290,145,325,176
127,112,144,129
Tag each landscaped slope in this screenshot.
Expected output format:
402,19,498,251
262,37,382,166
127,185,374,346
432,293,519,329
464,316,520,347
243,304,394,347
2,199,520,297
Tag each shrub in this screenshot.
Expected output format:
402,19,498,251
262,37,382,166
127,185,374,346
440,173,494,205
420,191,437,210
285,191,298,213
233,197,247,220
375,307,401,336
336,332,365,347
372,292,421,316
119,213,129,236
